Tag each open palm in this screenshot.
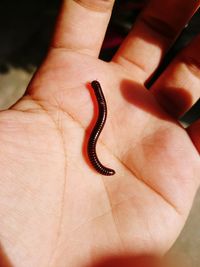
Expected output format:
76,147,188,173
0,1,199,267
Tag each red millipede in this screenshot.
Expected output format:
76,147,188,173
87,80,115,176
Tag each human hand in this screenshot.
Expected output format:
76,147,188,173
0,1,199,267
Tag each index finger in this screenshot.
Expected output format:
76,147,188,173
51,0,115,57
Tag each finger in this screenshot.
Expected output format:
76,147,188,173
112,0,200,83
51,0,115,57
151,35,200,118
187,119,200,153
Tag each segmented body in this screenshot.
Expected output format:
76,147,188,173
87,80,115,176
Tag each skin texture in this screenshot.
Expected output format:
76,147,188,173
0,0,199,267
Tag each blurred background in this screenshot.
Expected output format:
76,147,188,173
0,0,199,265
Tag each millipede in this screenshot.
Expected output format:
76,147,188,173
87,80,115,176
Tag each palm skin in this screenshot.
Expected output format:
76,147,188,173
0,48,199,267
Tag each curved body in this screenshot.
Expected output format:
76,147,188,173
87,80,115,176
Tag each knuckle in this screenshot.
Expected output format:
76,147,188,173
73,0,114,12
178,35,200,79
140,15,177,40
181,55,200,79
